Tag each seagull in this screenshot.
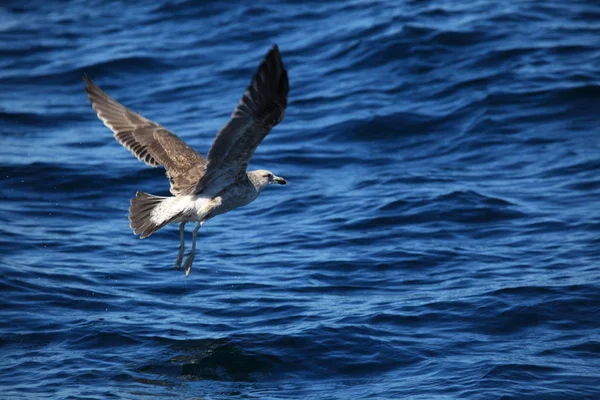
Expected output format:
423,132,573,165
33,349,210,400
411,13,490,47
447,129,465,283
85,45,289,276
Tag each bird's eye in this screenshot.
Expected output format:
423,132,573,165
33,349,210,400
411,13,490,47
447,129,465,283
263,174,270,178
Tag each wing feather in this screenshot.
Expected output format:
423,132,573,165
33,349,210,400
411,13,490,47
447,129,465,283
195,45,289,194
84,76,206,195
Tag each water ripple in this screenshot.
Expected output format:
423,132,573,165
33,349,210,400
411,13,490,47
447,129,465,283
1,0,599,399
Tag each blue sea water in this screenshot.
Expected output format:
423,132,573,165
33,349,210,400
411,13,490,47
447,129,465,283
1,0,600,398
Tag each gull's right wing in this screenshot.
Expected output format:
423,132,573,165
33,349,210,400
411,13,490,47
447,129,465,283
85,76,207,196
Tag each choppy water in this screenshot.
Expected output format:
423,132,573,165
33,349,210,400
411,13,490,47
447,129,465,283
1,1,600,399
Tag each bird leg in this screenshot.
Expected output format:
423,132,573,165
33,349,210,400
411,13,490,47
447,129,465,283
175,223,186,270
183,222,203,277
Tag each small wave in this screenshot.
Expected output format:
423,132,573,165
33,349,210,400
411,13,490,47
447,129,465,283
0,111,61,128
481,363,559,379
137,338,277,382
82,56,172,75
152,0,226,19
327,111,448,142
352,190,523,231
0,56,172,85
1,162,170,202
540,159,600,179
71,330,144,349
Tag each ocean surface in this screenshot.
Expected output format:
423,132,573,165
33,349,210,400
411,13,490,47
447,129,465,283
1,1,599,399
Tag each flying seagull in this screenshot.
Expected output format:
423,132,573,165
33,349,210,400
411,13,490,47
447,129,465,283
85,45,289,276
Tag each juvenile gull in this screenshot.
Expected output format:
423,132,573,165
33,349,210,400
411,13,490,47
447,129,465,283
85,45,289,276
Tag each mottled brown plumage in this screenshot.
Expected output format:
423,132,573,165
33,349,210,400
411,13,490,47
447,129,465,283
85,45,289,276
84,76,207,196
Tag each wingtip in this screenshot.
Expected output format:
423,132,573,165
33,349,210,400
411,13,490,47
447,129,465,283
269,45,288,103
240,44,289,114
83,73,96,95
269,44,281,61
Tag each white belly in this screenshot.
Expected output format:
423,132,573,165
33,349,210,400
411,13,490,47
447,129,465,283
149,179,258,227
191,196,221,220
150,195,218,225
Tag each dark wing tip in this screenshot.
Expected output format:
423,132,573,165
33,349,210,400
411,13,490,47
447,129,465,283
270,44,280,57
83,74,101,97
265,44,283,73
279,67,289,108
259,44,288,105
83,73,94,88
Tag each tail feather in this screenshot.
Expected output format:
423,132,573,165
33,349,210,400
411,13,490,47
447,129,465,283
129,192,171,238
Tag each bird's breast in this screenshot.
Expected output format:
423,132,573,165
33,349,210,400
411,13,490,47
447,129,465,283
209,183,259,218
191,196,219,218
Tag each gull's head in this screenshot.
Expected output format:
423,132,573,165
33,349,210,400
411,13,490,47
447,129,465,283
248,169,287,191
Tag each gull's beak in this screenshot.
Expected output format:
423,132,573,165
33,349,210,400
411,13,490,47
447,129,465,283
274,176,287,185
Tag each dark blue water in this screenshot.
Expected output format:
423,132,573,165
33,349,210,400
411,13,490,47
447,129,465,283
1,1,600,398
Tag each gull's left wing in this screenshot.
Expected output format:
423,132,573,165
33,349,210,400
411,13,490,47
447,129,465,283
194,45,289,194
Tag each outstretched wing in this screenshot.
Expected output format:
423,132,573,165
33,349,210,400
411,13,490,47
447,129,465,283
84,76,206,196
195,45,289,194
